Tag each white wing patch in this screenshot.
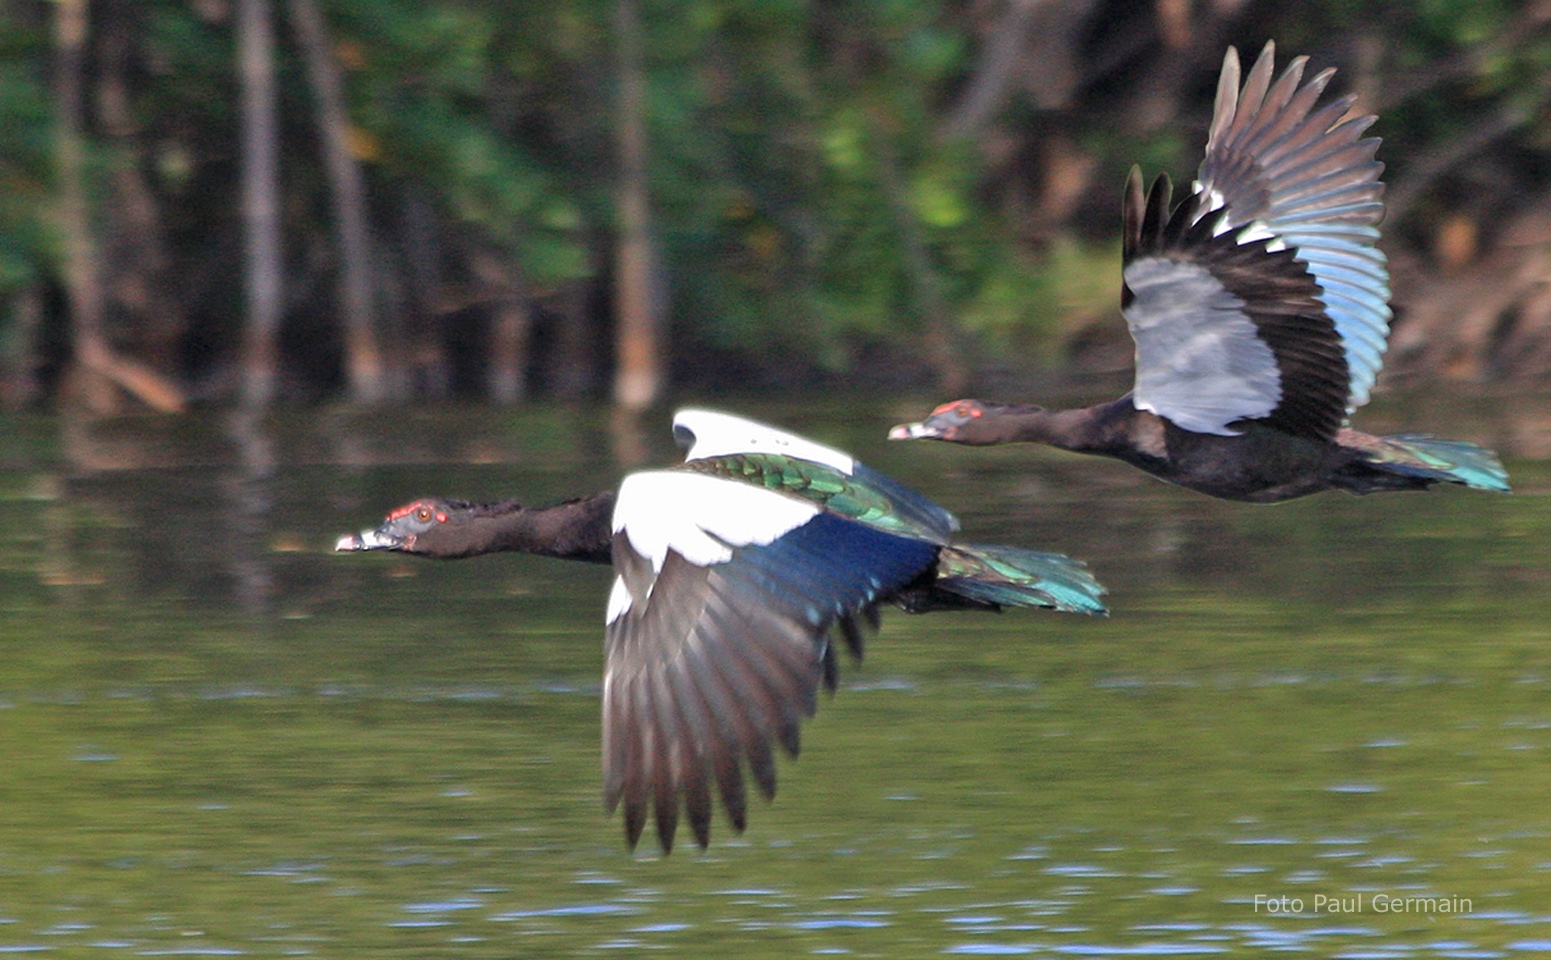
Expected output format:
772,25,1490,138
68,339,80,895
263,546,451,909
1234,221,1275,245
613,471,820,573
1125,256,1282,435
1197,184,1228,218
605,575,633,624
674,408,856,475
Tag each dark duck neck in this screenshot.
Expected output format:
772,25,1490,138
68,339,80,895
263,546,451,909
891,398,1155,457
336,493,616,562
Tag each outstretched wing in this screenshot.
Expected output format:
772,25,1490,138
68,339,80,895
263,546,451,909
602,470,938,853
1121,41,1388,440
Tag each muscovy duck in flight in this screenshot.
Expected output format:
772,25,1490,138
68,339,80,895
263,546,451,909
891,42,1509,503
337,409,1106,852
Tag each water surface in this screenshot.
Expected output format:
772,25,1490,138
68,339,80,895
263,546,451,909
0,399,1548,957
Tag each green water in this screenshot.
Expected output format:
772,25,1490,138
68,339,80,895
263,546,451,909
1,400,1549,957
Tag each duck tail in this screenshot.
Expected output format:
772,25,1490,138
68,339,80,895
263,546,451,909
1371,434,1511,492
936,544,1108,616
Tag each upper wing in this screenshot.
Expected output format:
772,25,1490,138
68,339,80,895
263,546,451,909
1123,170,1348,440
602,470,939,852
674,407,858,473
683,450,959,544
1121,42,1388,439
674,407,960,538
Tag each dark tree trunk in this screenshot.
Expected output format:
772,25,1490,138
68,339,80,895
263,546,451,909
1,284,43,409
53,0,105,409
550,278,598,400
399,183,449,399
54,0,184,414
97,4,187,375
468,248,531,405
488,299,532,405
237,0,282,412
937,0,1097,142
288,0,387,405
612,0,663,411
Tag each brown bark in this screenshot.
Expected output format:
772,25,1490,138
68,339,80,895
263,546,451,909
937,0,1099,143
238,0,282,412
469,248,531,405
288,0,387,405
53,0,99,361
400,184,449,399
551,280,598,400
97,5,187,373
1,284,43,408
612,0,663,411
54,0,185,414
488,300,532,405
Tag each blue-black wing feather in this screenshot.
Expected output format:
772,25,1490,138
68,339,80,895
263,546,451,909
603,511,938,851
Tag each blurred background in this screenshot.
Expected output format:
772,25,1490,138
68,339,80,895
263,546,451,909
6,0,1551,416
4,1,1551,957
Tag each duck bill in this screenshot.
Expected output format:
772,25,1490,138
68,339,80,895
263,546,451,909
334,528,405,552
888,420,943,440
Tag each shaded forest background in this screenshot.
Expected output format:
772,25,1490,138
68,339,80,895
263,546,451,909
5,0,1551,415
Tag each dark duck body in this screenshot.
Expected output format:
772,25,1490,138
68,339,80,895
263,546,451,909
337,409,1106,853
891,43,1509,504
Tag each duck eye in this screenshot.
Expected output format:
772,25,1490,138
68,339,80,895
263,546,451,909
415,506,434,523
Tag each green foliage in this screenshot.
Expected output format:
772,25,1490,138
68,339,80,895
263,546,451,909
0,10,51,299
646,0,1034,367
6,0,1551,398
331,0,596,286
955,240,1122,359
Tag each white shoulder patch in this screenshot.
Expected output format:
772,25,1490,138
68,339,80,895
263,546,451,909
605,575,632,624
673,408,856,474
613,470,821,573
1124,256,1282,435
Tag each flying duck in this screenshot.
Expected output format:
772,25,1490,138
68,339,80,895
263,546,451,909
890,42,1509,503
337,409,1106,852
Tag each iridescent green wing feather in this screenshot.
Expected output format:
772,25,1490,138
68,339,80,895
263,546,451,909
681,453,958,544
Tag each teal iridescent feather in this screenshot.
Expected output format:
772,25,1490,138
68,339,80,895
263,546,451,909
936,544,1108,615
1364,435,1510,492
